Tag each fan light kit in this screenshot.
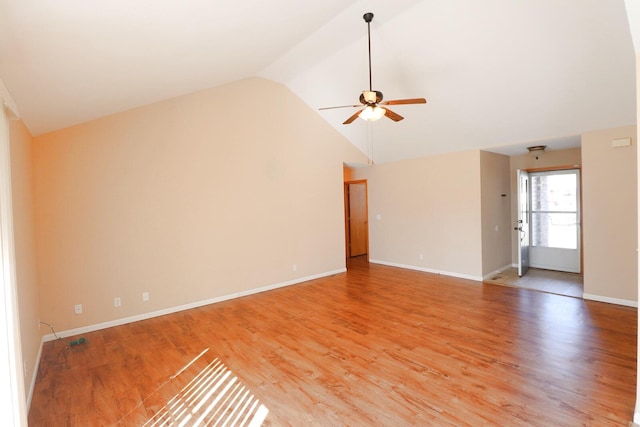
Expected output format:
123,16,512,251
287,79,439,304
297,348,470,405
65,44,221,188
360,105,385,121
319,12,427,124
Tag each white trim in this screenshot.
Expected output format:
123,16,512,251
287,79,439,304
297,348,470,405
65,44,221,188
26,339,43,410
482,264,513,281
44,268,346,341
368,259,483,282
583,293,638,308
0,101,28,425
627,3,640,422
0,79,19,119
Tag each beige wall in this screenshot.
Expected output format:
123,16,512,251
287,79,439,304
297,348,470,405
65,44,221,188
509,147,582,264
33,77,366,331
582,125,638,303
9,119,40,402
480,151,511,276
352,150,484,279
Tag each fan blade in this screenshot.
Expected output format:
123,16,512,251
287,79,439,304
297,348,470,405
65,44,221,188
384,108,404,122
319,104,361,111
344,110,363,124
381,98,427,106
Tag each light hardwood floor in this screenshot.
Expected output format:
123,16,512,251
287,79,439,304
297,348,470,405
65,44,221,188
29,257,636,426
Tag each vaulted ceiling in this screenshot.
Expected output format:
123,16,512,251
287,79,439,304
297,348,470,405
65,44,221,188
0,0,636,163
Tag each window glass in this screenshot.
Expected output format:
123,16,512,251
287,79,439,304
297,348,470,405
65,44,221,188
530,172,578,249
531,174,576,212
531,212,577,249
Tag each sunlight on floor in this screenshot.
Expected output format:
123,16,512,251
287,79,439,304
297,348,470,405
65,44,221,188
144,349,268,427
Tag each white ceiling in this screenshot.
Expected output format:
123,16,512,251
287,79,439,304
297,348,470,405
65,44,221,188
0,0,636,164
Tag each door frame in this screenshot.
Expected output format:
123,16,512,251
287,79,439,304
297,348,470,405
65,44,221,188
521,165,583,274
344,179,369,259
516,169,530,277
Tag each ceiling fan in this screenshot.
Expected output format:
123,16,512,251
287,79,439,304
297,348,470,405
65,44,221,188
319,12,426,125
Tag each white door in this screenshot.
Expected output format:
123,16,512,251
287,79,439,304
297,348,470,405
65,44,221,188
516,170,530,277
529,169,581,273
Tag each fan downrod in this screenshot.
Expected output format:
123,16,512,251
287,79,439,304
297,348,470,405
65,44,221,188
317,11,427,125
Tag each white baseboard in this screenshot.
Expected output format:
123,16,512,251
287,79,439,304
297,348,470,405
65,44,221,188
368,259,483,282
44,268,346,342
482,264,513,281
582,293,638,308
26,338,43,411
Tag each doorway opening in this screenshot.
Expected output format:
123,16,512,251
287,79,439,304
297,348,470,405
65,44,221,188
344,180,369,263
529,169,581,273
517,168,582,275
509,167,583,298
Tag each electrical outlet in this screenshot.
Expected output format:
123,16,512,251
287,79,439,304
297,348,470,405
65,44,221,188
292,264,297,272
74,304,82,315
114,297,121,307
142,292,149,302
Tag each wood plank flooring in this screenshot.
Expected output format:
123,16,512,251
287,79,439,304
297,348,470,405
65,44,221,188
29,257,637,426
